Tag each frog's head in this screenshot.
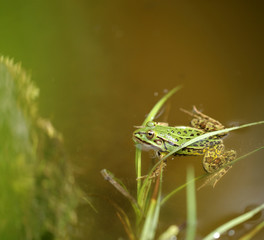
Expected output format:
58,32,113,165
133,121,164,152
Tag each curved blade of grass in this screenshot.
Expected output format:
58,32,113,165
136,86,182,197
135,148,143,196
82,196,98,213
137,176,152,211
239,220,264,240
161,146,264,205
139,197,161,240
203,203,264,240
116,207,136,240
161,175,205,206
147,120,264,181
140,172,163,240
101,169,141,216
142,86,182,126
186,166,197,240
101,195,136,240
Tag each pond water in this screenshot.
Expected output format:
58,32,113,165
1,1,264,239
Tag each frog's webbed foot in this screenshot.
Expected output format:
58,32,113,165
150,160,167,178
137,158,167,181
180,106,225,133
199,149,236,189
198,165,232,189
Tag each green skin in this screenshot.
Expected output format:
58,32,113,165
133,108,236,186
133,122,221,156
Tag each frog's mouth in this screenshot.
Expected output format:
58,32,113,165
133,133,163,152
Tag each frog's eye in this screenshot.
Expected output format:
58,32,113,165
146,130,155,140
146,121,155,128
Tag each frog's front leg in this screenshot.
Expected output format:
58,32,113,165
137,152,167,180
181,106,225,132
150,151,167,178
202,143,236,187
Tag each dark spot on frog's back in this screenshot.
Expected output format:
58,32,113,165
171,130,174,133
190,133,194,137
209,141,216,146
177,131,181,135
184,130,187,134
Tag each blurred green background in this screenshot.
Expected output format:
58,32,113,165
1,1,264,239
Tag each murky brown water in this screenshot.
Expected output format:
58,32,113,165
1,1,264,239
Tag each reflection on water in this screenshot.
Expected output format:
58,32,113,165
0,1,264,239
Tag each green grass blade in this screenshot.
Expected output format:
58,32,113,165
161,146,264,205
136,86,182,197
140,173,163,240
103,196,136,240
115,205,136,240
135,148,142,196
82,196,98,213
101,169,140,216
139,198,160,240
142,85,182,126
186,166,197,240
137,176,152,210
239,220,264,240
203,203,264,240
161,175,205,206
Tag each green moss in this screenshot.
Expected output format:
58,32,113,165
0,56,79,240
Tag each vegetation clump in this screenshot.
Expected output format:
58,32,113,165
0,57,79,240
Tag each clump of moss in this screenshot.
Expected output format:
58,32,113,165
0,57,79,240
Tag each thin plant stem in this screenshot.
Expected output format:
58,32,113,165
186,166,197,240
136,86,182,199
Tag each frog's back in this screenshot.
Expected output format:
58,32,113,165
157,125,222,156
157,125,204,143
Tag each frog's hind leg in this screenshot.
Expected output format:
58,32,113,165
209,149,236,187
201,144,236,188
180,106,225,132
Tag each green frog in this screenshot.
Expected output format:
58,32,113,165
133,106,236,187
